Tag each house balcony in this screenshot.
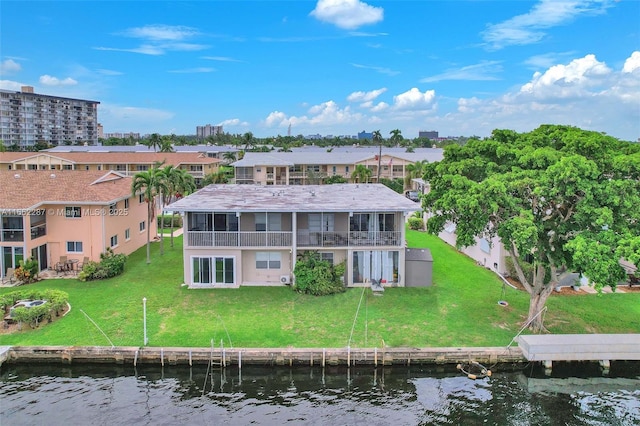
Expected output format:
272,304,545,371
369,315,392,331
30,223,46,240
1,230,24,242
187,231,293,247
296,231,402,248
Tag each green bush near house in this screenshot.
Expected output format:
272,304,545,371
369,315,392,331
78,248,127,281
293,251,346,296
158,214,183,228
408,216,423,230
0,289,68,328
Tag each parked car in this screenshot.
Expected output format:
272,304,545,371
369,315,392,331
405,190,420,202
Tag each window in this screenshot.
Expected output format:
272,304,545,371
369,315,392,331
256,252,281,269
309,213,334,231
139,221,145,232
125,228,130,240
85,165,90,171
378,213,395,232
350,213,369,231
192,256,234,285
66,241,83,253
321,252,334,264
110,235,118,247
109,203,117,215
345,166,350,173
139,193,144,203
62,164,73,170
214,213,238,232
255,213,281,231
65,206,81,218
124,198,129,209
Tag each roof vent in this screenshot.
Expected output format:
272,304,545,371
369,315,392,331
50,173,56,178
14,173,21,178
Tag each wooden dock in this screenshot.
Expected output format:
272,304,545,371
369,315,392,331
518,334,640,372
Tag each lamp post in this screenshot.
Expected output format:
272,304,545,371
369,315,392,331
143,297,148,346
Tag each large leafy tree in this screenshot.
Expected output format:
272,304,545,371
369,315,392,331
423,125,640,332
132,167,168,264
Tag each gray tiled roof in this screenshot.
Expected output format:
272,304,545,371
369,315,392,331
232,148,443,166
166,184,421,213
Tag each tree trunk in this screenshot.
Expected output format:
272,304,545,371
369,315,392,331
146,203,151,264
527,288,553,333
170,212,175,248
159,202,164,256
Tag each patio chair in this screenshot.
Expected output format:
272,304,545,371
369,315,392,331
78,257,89,270
55,262,68,276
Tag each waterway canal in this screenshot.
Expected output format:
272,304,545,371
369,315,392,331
2,362,639,425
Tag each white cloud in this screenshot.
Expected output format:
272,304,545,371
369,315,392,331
310,0,383,30
347,88,386,102
370,102,389,112
0,80,24,91
519,54,611,98
1,59,21,74
393,88,436,110
351,63,400,76
265,101,363,129
622,51,640,73
482,0,613,50
218,118,249,127
96,69,124,76
39,75,78,86
201,56,243,62
265,111,289,127
120,24,199,41
421,61,503,83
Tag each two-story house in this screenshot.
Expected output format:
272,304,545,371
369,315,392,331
0,170,156,280
166,184,419,288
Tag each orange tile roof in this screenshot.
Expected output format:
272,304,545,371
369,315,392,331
0,170,135,209
0,151,219,165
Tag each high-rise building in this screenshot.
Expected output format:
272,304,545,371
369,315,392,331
0,86,100,149
418,130,439,140
196,124,223,139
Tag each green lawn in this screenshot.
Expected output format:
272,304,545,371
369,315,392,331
2,230,639,348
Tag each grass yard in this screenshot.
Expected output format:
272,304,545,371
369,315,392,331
1,230,639,348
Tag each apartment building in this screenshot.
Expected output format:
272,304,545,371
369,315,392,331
232,148,443,185
0,151,221,186
0,170,155,280
196,124,223,139
166,184,419,288
0,86,99,149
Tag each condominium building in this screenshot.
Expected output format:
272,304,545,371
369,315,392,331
196,124,223,139
0,86,99,149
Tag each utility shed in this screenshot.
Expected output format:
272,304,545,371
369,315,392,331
405,248,433,287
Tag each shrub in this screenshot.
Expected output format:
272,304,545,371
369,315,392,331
158,215,183,228
14,257,41,284
408,217,424,230
78,248,127,281
293,251,346,296
0,289,68,328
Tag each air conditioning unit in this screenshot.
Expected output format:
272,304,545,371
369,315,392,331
280,275,291,285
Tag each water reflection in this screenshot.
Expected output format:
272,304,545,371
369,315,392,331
1,363,639,425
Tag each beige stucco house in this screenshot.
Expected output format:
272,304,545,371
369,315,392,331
0,151,220,187
166,184,419,288
0,170,156,279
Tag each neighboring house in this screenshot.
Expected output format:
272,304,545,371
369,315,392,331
0,170,156,280
166,184,419,288
45,144,240,160
0,151,221,187
231,148,443,185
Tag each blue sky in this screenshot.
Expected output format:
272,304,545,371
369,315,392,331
1,0,639,141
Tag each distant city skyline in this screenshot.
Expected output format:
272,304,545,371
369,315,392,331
1,1,638,141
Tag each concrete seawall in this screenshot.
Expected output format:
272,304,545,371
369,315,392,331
1,345,525,367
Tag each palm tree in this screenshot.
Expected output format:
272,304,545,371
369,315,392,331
158,165,181,255
158,135,174,153
131,167,167,264
146,133,162,152
222,151,237,164
168,169,196,248
351,164,372,183
202,166,233,185
372,130,383,182
404,160,428,190
242,131,254,151
389,129,403,146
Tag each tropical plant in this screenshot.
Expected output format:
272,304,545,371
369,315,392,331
222,151,237,163
132,167,168,264
293,251,346,296
390,129,403,146
78,248,127,281
242,131,254,151
423,125,640,332
14,258,40,284
404,160,428,189
158,135,174,153
167,168,196,248
373,130,383,181
202,166,233,185
146,133,162,152
351,164,372,183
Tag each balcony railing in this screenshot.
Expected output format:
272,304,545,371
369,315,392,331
187,231,293,247
187,230,401,248
297,230,402,247
30,223,46,240
2,230,24,242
